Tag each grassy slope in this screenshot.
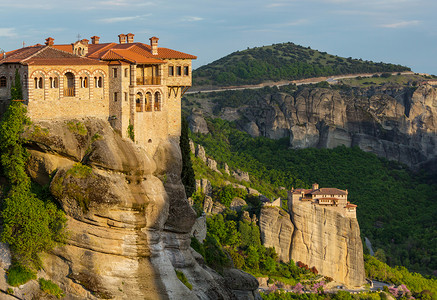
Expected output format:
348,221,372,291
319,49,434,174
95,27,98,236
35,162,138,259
190,118,437,275
193,42,411,87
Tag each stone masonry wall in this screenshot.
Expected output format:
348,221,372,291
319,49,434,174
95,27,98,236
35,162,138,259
26,64,109,120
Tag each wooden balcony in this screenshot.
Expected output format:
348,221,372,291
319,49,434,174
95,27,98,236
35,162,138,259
136,77,161,86
64,87,74,97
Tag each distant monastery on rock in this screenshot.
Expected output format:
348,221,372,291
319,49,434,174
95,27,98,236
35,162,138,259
0,33,196,153
289,183,357,218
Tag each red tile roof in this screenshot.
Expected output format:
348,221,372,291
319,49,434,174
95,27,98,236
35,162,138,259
311,188,348,196
0,46,44,63
2,37,196,66
0,46,107,66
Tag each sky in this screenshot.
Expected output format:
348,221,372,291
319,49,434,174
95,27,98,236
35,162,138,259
1,0,436,74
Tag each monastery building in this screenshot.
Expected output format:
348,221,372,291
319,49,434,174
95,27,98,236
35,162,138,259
0,33,196,153
288,183,357,218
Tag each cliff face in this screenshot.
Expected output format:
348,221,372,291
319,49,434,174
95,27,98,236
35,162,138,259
288,201,366,287
258,206,294,262
23,118,258,300
217,85,437,167
258,203,365,287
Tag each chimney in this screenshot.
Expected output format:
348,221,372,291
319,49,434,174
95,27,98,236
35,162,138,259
126,33,135,43
81,39,89,45
91,36,100,44
149,36,159,55
45,37,54,46
312,183,319,190
118,34,127,44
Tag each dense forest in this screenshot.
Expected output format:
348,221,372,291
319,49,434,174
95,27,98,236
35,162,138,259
189,118,437,276
193,42,411,86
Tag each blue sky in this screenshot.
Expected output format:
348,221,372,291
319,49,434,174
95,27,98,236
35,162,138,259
1,0,436,74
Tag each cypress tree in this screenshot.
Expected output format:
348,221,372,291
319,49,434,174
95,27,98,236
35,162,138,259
180,116,196,197
11,69,23,101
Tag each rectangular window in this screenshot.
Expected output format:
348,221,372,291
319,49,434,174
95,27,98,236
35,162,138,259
114,92,118,102
124,68,128,78
176,66,182,76
168,66,174,76
124,92,128,102
113,68,118,78
183,66,189,76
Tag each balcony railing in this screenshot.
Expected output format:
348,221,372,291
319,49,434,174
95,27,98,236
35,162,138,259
136,77,161,86
64,87,74,97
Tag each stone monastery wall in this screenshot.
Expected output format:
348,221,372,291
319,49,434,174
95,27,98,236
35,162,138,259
26,65,109,120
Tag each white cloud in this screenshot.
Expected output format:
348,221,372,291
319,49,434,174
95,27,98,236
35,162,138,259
181,16,204,22
96,16,143,23
96,0,154,7
380,20,420,28
0,28,16,37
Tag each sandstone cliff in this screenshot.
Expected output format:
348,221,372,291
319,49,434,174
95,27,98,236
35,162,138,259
258,206,294,262
258,203,365,287
288,200,366,287
213,85,437,167
17,118,259,300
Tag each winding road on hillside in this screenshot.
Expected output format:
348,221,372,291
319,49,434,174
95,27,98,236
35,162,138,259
186,71,414,94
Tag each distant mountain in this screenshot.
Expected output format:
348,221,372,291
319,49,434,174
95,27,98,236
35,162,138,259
193,42,411,87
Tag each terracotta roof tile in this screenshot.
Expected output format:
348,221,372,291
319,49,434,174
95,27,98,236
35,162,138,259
310,188,348,195
101,49,165,64
0,46,44,64
52,45,73,53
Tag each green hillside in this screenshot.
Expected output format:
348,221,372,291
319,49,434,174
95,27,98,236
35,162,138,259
193,42,411,87
189,118,437,276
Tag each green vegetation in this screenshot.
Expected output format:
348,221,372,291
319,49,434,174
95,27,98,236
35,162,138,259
66,121,87,136
365,255,437,296
6,264,37,287
261,291,391,300
127,121,135,141
39,278,65,298
0,100,67,274
193,42,410,87
10,70,23,100
190,118,437,275
66,162,92,178
180,116,196,197
192,209,317,284
338,73,429,88
175,270,193,290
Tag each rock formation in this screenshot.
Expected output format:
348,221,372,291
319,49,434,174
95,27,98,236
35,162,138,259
258,206,294,262
188,109,209,134
288,200,366,287
18,117,259,299
213,85,437,167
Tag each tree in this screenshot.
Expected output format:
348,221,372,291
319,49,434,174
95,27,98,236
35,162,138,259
180,117,196,197
10,69,23,100
0,101,66,268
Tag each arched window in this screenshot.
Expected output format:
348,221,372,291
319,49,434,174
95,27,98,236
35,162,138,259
0,76,6,88
35,77,43,89
49,77,59,88
64,72,75,96
145,92,152,112
136,92,143,112
154,92,161,111
79,76,88,88
50,77,58,88
94,76,103,88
